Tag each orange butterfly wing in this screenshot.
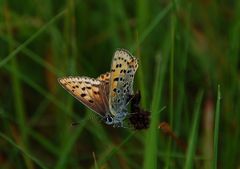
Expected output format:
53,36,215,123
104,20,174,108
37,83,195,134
58,76,109,117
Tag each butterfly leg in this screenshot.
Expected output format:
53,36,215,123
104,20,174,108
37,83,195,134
113,109,128,127
113,121,124,128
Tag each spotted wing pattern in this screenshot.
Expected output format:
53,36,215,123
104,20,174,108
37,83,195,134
58,77,109,117
109,49,138,116
97,72,110,82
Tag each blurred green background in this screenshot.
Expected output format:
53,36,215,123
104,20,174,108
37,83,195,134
0,0,239,168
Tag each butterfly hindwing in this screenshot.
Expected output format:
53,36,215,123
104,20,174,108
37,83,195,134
58,77,109,117
109,49,138,116
97,72,110,82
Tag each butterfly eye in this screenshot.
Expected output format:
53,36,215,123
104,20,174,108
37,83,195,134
104,116,113,124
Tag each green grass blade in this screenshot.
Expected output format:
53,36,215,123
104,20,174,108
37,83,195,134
184,91,204,169
212,85,221,169
97,132,136,167
165,12,176,169
131,3,172,51
4,65,78,118
93,152,100,169
143,50,169,169
0,132,49,169
1,35,63,76
55,124,85,169
4,10,34,168
0,9,66,68
29,129,59,156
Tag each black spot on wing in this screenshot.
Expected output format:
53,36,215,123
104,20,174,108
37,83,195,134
120,69,126,73
81,94,86,97
127,70,132,73
116,64,122,68
94,91,99,95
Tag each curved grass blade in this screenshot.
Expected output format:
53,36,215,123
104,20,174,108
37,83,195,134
212,85,221,169
0,132,49,169
184,91,203,169
0,9,66,68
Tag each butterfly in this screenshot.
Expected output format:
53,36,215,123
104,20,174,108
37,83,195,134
129,90,150,130
58,49,138,127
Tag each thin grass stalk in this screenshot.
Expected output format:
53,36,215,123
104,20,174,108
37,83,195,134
212,85,221,169
143,50,168,169
184,91,203,169
0,132,48,169
0,9,66,67
4,5,34,168
165,12,176,169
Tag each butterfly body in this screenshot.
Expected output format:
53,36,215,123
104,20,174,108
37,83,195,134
103,109,128,127
58,49,138,127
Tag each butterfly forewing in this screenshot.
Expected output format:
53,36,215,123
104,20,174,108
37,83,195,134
97,72,111,113
124,57,138,98
58,77,109,117
109,49,138,116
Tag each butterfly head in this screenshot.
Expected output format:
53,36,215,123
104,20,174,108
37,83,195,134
103,115,114,125
103,108,128,127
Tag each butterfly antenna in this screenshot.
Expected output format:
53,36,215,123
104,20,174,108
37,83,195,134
88,113,104,124
145,106,167,117
122,125,132,129
126,90,141,106
71,114,104,128
127,112,138,116
122,122,134,129
71,122,80,126
71,113,101,127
